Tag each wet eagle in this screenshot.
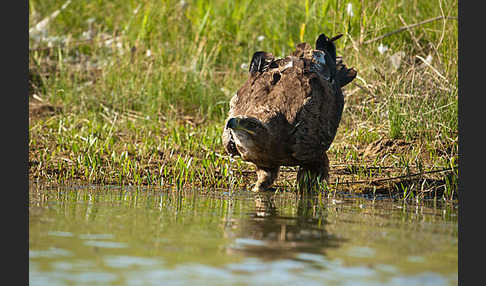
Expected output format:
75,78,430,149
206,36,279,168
222,33,357,192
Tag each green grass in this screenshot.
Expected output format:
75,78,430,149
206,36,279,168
29,0,458,201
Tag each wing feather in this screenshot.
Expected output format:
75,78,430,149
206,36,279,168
225,34,356,165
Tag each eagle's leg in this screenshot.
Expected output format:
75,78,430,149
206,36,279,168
252,166,280,192
297,153,330,192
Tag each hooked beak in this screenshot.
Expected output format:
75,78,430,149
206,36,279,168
226,118,256,135
226,117,239,129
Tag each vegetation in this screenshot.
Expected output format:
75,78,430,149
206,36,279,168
29,0,458,201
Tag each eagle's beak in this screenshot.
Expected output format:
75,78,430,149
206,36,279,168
226,118,239,129
226,118,256,135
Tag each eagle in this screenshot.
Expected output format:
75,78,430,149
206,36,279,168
222,33,357,192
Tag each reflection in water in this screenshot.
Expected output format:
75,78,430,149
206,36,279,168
29,186,458,286
225,193,342,260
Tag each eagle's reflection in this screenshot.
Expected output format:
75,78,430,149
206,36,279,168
225,193,342,260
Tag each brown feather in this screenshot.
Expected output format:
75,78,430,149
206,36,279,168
222,33,357,191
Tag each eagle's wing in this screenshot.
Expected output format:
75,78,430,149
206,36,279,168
290,34,356,162
225,37,356,163
229,54,311,127
335,56,357,87
290,73,341,162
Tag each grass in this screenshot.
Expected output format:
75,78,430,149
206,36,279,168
29,0,458,201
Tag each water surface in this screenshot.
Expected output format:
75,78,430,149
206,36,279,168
29,185,458,285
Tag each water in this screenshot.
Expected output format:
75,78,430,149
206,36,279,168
29,185,458,285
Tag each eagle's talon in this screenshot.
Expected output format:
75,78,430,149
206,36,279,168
251,184,276,193
251,185,265,192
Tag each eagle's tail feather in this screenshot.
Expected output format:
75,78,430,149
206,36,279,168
315,33,342,63
315,33,356,87
335,57,357,87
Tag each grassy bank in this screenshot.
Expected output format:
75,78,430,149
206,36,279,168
29,0,458,201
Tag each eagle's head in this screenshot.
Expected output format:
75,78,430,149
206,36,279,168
225,117,269,160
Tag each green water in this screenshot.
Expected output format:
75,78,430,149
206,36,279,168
29,185,458,285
